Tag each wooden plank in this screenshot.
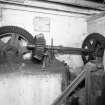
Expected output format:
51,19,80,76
85,66,91,105
51,61,98,105
51,70,86,105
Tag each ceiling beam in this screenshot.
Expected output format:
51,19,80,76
46,0,105,10
0,0,101,15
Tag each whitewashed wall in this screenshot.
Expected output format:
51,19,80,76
0,3,88,105
87,17,105,36
0,6,87,47
0,4,87,69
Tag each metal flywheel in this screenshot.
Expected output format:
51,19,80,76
82,33,105,64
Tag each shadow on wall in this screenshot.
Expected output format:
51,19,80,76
55,54,84,74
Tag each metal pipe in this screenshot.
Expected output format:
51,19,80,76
27,44,93,55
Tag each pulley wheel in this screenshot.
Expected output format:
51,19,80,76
0,26,33,62
82,33,105,64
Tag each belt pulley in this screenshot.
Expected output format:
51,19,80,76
82,33,105,64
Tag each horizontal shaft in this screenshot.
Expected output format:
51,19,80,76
47,46,92,54
27,44,93,55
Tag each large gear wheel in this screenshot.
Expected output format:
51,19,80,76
0,26,33,62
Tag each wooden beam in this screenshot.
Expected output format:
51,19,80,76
51,70,86,105
47,0,105,10
0,0,101,15
87,11,105,22
85,65,91,105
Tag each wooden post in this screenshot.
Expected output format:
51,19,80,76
85,59,104,105
85,64,91,105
